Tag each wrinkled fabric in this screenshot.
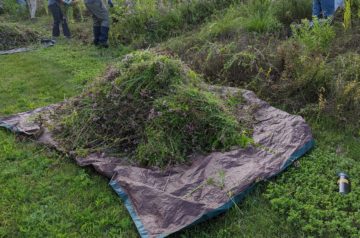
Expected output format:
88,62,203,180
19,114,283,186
0,88,314,238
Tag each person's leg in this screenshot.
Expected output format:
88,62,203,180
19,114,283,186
30,0,37,19
312,0,322,18
321,0,335,17
85,2,102,45
86,1,109,47
49,4,61,37
59,8,71,38
93,12,102,45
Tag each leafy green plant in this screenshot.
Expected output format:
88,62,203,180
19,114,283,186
291,18,336,53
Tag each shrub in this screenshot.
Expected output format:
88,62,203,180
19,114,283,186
273,0,312,25
110,0,238,47
291,18,336,53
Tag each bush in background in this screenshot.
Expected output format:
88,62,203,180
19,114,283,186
0,22,39,50
110,0,239,47
273,0,312,25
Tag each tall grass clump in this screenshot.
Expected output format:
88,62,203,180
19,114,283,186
51,51,252,167
240,0,281,33
273,0,312,25
330,53,360,123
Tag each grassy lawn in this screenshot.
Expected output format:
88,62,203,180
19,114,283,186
0,43,138,237
1,21,359,238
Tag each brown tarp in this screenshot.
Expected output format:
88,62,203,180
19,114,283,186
0,88,314,238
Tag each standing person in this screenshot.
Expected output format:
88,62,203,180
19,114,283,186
48,0,71,39
312,0,335,18
84,0,113,48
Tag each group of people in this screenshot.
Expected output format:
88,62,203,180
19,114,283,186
48,0,113,48
17,0,346,49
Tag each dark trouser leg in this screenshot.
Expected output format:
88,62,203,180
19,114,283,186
312,0,322,18
93,26,101,45
62,16,71,38
92,13,102,45
320,0,335,18
49,4,61,37
99,26,109,47
85,1,110,46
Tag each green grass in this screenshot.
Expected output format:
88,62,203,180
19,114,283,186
0,133,137,237
0,42,138,237
0,43,116,115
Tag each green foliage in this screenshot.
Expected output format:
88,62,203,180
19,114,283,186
274,43,360,126
291,18,336,53
273,0,312,25
240,0,282,33
0,0,26,19
110,0,238,47
200,5,243,39
137,87,251,166
330,53,360,122
0,22,39,50
53,51,251,167
344,0,352,29
199,0,281,38
265,148,360,237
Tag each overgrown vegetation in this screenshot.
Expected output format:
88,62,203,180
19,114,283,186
161,0,360,127
0,22,39,50
110,0,239,47
1,0,360,237
51,51,251,167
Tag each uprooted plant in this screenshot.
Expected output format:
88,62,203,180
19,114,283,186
49,51,252,167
